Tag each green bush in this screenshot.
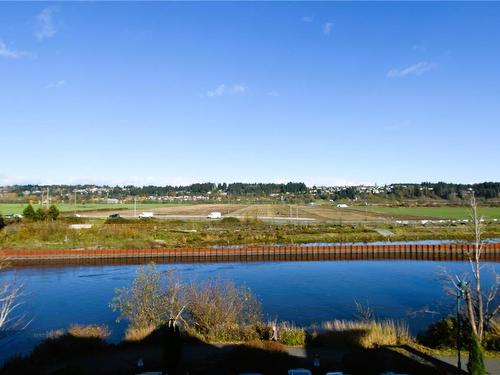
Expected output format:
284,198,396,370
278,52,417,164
35,208,47,221
417,317,468,349
22,204,36,220
484,320,500,351
221,217,241,224
277,323,305,346
48,205,60,221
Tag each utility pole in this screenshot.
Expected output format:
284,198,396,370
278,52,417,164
134,196,137,218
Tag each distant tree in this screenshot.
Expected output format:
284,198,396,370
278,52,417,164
47,205,60,221
22,204,36,220
34,208,47,221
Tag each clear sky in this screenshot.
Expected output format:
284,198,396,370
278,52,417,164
1,2,499,186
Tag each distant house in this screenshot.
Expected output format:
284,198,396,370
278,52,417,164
106,198,119,204
336,203,349,208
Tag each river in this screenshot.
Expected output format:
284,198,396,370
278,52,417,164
0,256,498,363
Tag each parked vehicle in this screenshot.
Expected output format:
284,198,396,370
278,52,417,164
108,213,120,219
207,211,222,219
4,214,23,219
288,369,312,375
139,211,154,219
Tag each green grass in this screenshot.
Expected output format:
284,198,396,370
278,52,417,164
0,202,186,215
350,206,500,220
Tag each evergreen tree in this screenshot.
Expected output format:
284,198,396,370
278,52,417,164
467,333,486,375
35,208,47,221
47,205,60,221
22,204,36,220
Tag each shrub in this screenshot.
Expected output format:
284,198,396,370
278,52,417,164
221,217,240,224
484,319,500,351
255,322,273,340
47,205,60,221
0,216,5,231
186,279,261,342
417,317,468,349
22,204,36,220
35,208,47,221
468,333,486,375
110,264,186,331
276,322,306,346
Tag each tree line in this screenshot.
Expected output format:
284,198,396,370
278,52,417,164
6,182,308,198
3,181,499,201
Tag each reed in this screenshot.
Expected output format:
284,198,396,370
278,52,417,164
67,324,110,339
312,319,411,348
124,325,156,342
275,322,306,346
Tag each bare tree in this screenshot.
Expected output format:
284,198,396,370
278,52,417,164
457,192,499,341
354,299,374,322
110,264,187,331
0,261,29,342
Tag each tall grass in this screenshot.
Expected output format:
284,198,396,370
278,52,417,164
68,324,110,339
312,319,411,348
124,325,156,342
275,322,306,346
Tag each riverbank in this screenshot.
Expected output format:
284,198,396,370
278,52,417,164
3,325,498,375
1,218,499,251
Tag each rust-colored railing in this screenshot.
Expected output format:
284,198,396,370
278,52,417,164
1,242,499,265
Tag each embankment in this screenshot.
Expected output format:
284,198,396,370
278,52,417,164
1,242,500,265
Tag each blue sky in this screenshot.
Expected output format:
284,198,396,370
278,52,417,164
1,2,499,186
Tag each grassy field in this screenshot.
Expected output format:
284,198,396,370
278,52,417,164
349,206,500,220
0,202,187,215
2,202,500,221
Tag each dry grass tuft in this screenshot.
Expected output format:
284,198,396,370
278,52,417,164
44,329,65,339
314,319,411,349
124,325,156,342
67,324,110,339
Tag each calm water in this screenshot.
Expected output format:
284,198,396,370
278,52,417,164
0,258,498,362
